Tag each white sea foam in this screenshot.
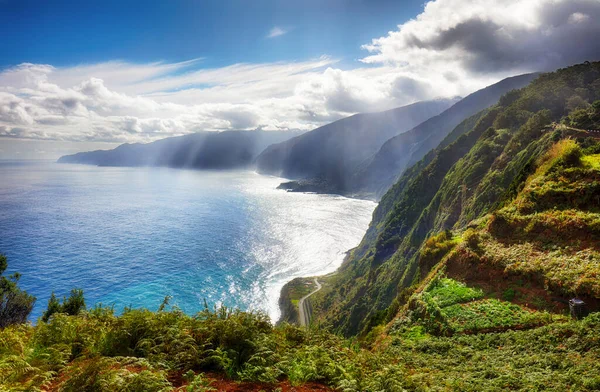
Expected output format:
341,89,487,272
240,173,376,322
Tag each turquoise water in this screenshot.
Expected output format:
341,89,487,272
0,161,376,322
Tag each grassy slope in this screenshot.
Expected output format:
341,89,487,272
310,61,600,336
444,138,600,302
2,303,600,391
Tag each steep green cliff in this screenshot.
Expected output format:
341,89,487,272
311,61,600,336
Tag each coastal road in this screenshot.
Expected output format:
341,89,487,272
298,278,322,327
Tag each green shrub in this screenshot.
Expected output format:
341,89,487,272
463,228,480,249
184,371,216,392
502,288,516,301
42,288,86,322
425,278,484,308
441,299,553,333
0,254,35,328
59,357,171,392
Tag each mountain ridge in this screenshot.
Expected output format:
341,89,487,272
354,73,540,198
254,98,458,192
57,129,305,169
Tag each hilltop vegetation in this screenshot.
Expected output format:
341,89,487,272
1,288,599,391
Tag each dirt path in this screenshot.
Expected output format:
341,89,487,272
298,278,322,327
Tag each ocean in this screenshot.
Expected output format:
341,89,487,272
0,161,376,322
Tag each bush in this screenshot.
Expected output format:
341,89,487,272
42,288,86,322
0,254,35,328
502,288,516,301
419,230,459,274
463,228,480,249
59,357,171,392
184,371,216,392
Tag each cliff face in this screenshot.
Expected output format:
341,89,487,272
353,73,539,198
311,62,600,336
255,99,458,193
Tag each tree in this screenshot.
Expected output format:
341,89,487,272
0,254,36,328
566,95,589,112
42,288,86,322
42,293,61,322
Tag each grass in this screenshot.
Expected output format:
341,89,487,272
442,299,556,333
424,278,484,308
418,232,461,276
388,314,600,391
412,277,560,335
479,239,600,297
582,153,600,170
460,143,600,299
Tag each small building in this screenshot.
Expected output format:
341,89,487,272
569,298,588,319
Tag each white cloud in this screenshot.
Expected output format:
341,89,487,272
568,12,590,24
2,0,599,157
0,56,454,148
267,26,288,38
361,0,600,80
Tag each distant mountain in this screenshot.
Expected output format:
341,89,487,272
254,99,458,193
58,130,304,169
353,73,539,198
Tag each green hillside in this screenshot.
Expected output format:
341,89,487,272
309,61,600,336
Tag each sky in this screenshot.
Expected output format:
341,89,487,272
1,0,600,159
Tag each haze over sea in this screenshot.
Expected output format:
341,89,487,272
0,161,376,322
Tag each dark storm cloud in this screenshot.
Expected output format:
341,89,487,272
363,0,600,76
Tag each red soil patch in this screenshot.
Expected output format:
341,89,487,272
173,375,332,392
206,380,331,391
44,367,332,392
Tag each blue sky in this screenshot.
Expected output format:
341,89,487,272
0,0,423,68
1,0,599,159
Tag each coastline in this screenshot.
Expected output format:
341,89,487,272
267,174,378,325
276,179,378,202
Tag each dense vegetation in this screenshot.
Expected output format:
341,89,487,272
0,254,35,329
3,62,600,391
1,294,599,391
307,61,600,336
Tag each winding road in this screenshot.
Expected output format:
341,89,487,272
298,278,322,327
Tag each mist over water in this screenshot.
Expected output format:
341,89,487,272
0,161,375,322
